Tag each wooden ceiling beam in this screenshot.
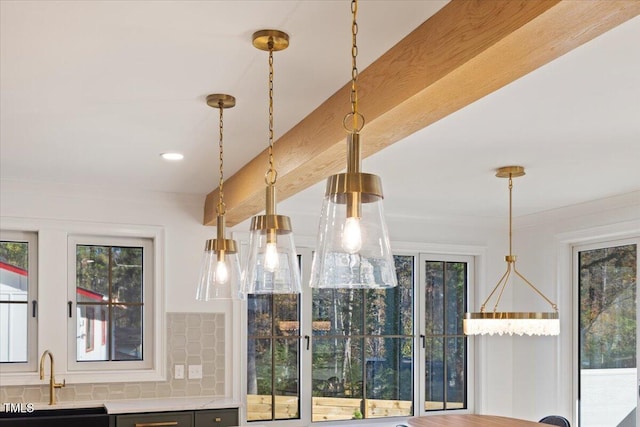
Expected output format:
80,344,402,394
204,0,640,226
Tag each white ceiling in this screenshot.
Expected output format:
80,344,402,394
1,1,639,222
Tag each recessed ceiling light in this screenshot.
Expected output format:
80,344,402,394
160,152,184,161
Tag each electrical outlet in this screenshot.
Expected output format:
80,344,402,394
174,364,184,379
188,364,202,379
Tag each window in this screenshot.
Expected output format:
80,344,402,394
0,230,37,372
421,255,469,411
576,239,638,427
246,254,302,422
247,293,301,421
245,249,474,424
68,236,154,371
311,255,414,422
1,220,162,386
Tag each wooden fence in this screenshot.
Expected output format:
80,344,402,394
247,395,299,421
247,395,416,422
247,395,463,421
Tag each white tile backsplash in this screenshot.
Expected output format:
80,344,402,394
0,312,225,404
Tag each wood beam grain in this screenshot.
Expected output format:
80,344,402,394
204,0,640,226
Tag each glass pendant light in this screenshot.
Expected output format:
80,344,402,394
242,30,302,295
309,0,397,289
196,94,242,300
463,166,559,336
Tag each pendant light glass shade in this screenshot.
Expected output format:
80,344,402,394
196,237,242,300
310,193,396,288
463,166,559,336
243,212,302,294
242,30,302,295
195,94,242,301
310,136,396,288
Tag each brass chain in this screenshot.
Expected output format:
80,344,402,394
350,0,359,130
342,0,363,133
217,101,226,215
265,38,277,185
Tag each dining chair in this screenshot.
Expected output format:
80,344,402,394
539,415,570,427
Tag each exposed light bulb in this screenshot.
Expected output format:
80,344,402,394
215,260,229,285
264,242,280,272
342,217,362,254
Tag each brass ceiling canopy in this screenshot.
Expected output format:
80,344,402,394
252,30,289,52
495,165,525,178
206,94,236,109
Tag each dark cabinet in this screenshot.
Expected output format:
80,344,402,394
115,408,238,427
116,411,193,427
0,405,238,427
195,409,238,427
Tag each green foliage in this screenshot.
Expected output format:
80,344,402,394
246,294,302,397
76,245,142,302
307,255,416,404
580,244,636,369
0,241,28,269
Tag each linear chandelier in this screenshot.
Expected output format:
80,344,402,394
196,94,241,300
464,166,559,336
309,0,397,289
242,30,302,295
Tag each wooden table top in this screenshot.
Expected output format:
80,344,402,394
408,414,545,427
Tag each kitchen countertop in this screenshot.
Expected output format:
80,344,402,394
105,396,240,414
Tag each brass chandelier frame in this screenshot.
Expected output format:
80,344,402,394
465,166,559,325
